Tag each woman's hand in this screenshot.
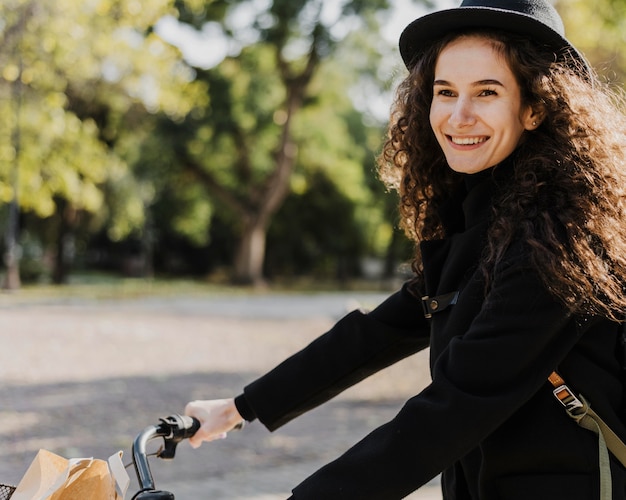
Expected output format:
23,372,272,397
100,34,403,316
184,398,244,449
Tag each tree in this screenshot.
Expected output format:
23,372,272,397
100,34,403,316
162,0,408,286
0,0,206,283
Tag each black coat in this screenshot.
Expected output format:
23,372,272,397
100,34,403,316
236,164,626,499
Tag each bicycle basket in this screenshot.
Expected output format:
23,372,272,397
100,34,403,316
0,484,15,500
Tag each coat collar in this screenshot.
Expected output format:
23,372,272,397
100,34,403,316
438,155,516,235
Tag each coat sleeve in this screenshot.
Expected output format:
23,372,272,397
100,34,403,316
289,244,583,499
238,282,430,431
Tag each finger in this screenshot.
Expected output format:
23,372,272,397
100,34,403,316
188,436,202,449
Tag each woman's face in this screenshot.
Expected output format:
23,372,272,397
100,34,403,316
429,36,538,174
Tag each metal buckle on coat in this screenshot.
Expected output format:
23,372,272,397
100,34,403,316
552,384,585,415
548,371,585,416
421,291,459,319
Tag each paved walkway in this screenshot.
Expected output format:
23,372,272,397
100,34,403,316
0,290,442,499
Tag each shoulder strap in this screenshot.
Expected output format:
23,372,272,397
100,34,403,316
548,371,626,500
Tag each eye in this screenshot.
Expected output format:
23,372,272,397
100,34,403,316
434,88,456,97
479,88,497,97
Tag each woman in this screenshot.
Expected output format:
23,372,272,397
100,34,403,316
185,1,626,498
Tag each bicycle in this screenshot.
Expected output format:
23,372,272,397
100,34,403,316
0,414,200,500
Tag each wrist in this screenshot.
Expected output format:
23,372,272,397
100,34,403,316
225,398,245,430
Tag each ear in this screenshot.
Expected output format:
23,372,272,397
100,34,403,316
522,104,546,131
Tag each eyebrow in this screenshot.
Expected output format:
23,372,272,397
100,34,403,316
433,79,505,87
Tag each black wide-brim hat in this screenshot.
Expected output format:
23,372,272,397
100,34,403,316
399,0,588,72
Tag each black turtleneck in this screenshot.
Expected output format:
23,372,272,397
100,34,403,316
439,155,516,235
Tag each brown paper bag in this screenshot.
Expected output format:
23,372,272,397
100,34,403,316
11,449,127,500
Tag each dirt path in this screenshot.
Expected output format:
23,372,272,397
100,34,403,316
0,292,441,499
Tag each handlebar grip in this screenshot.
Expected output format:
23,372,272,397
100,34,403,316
155,414,202,460
157,414,201,440
179,415,201,438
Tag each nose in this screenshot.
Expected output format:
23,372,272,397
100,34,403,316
448,97,476,128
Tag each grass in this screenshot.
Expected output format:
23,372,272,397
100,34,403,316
0,272,396,306
0,274,232,304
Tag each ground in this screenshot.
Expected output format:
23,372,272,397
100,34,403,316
0,289,442,499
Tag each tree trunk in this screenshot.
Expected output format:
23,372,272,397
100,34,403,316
51,199,77,284
232,214,268,286
229,100,302,285
2,199,21,290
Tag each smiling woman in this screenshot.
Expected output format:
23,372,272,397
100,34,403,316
429,35,540,174
180,1,626,499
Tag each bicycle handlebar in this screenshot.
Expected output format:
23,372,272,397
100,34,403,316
131,414,200,500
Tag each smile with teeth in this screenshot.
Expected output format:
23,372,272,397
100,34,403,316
449,136,488,145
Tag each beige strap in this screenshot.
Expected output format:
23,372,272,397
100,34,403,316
571,397,612,500
548,371,626,500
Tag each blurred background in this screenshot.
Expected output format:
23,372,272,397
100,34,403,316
0,0,626,500
0,0,623,291
0,1,624,498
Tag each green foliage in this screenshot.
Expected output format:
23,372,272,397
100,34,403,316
132,0,431,282
266,171,366,279
0,0,433,283
0,0,206,243
163,1,408,275
557,0,626,83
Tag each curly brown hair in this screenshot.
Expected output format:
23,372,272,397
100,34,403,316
378,30,626,320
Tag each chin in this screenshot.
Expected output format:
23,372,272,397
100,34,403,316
448,164,487,174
